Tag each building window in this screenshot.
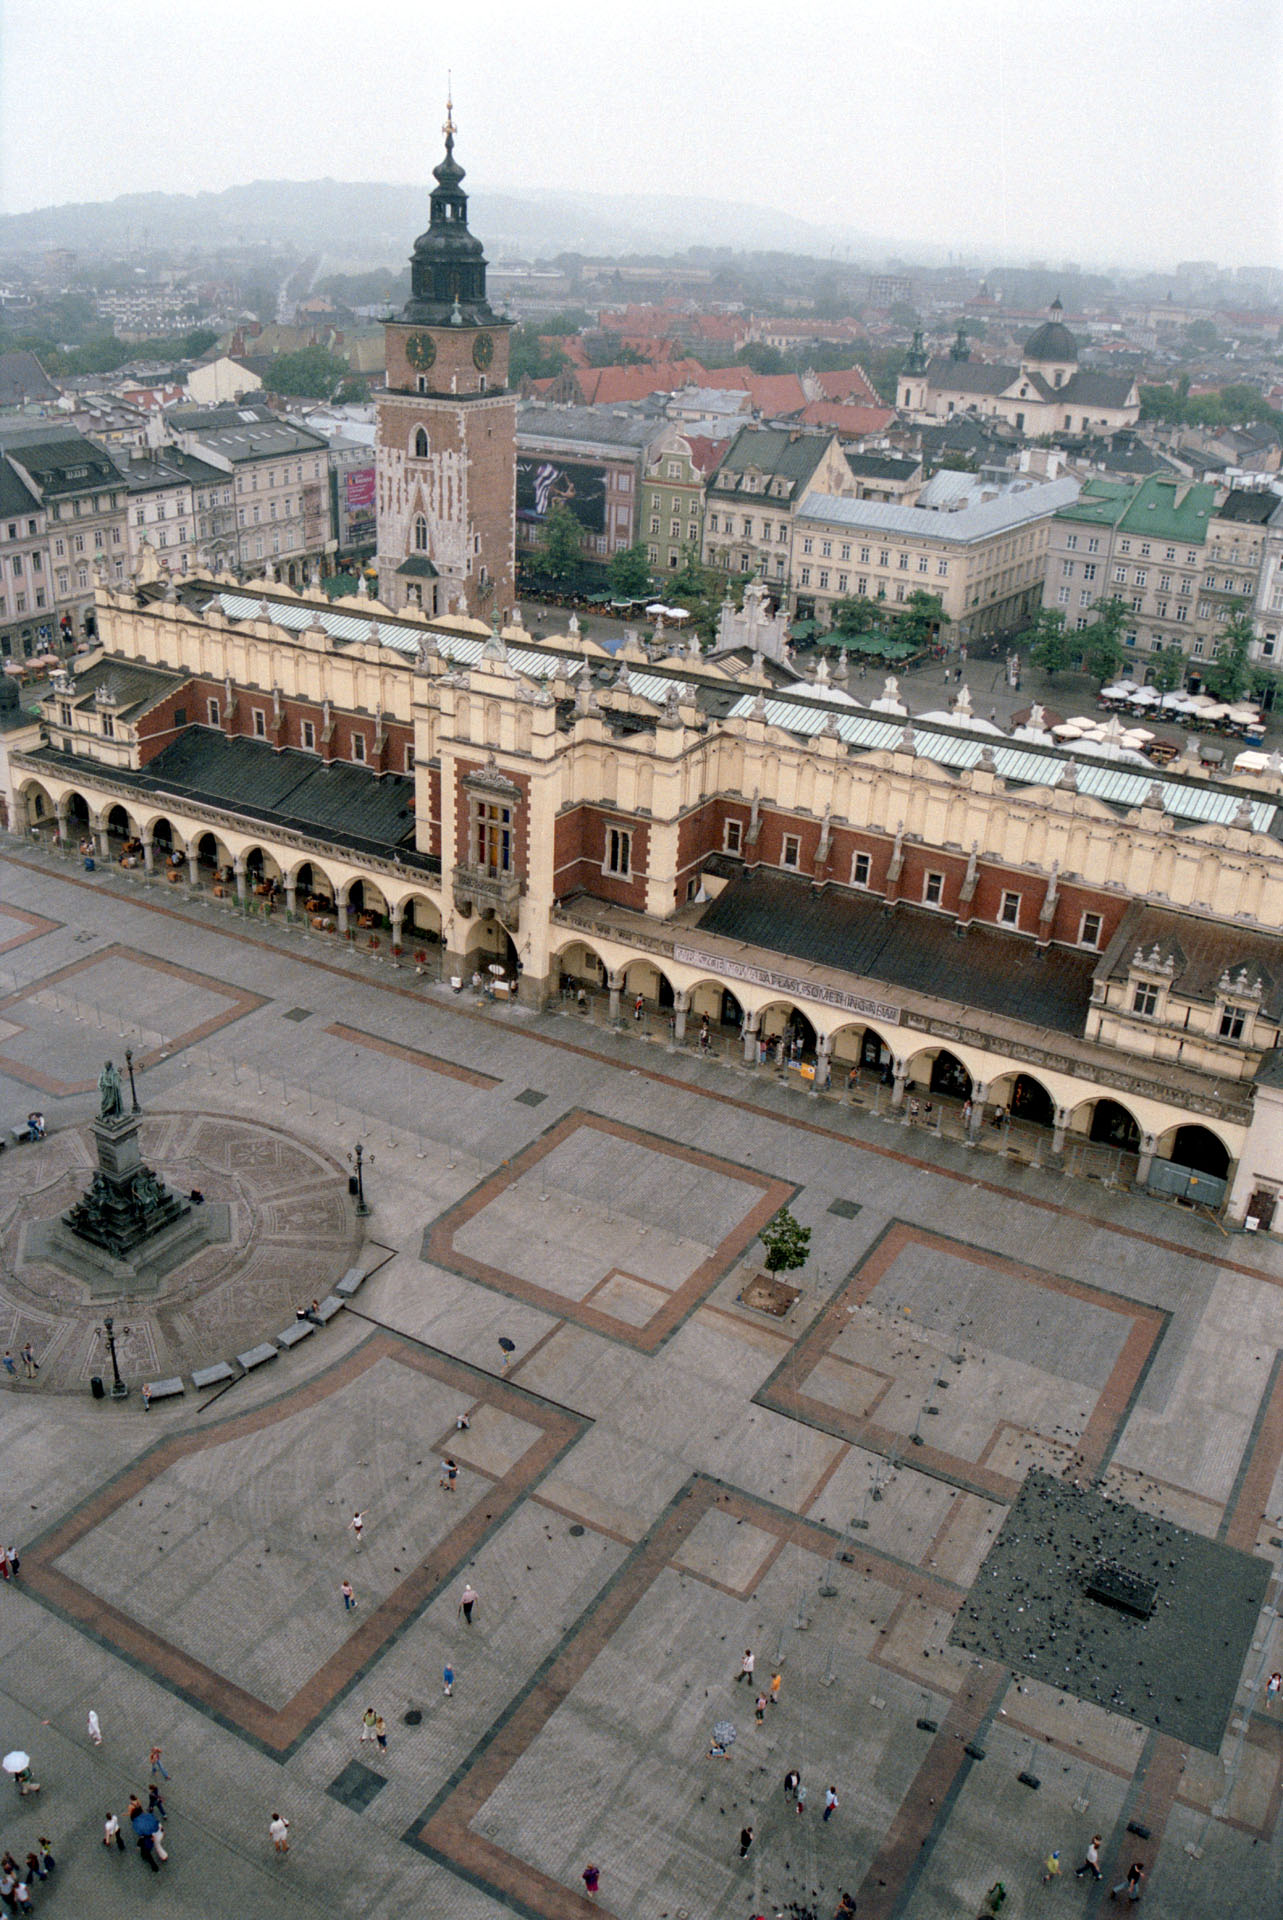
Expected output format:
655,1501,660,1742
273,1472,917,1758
605,825,631,876
414,515,428,551
474,799,512,876
923,871,944,906
724,818,743,854
302,720,315,750
1082,563,1096,582
414,427,428,457
101,713,114,737
1087,537,1100,553
800,566,811,586
1132,981,1159,1017
818,570,829,590
1065,534,1078,550
1000,890,1021,926
898,552,909,570
781,834,801,870
802,537,812,555
1219,1004,1246,1041
252,708,266,737
208,698,220,725
351,732,366,763
1062,560,1075,578
852,850,871,886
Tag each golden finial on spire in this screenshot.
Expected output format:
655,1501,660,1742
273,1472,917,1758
443,76,455,146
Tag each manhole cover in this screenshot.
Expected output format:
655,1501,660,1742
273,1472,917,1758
828,1198,862,1219
404,1709,423,1726
569,1524,585,1537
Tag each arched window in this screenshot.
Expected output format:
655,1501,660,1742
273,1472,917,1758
413,427,428,458
414,515,428,552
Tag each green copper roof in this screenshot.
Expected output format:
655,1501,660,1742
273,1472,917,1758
1055,474,1216,544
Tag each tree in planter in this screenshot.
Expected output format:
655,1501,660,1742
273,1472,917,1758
830,593,887,636
758,1205,811,1276
1026,606,1076,679
1148,647,1186,694
891,588,948,651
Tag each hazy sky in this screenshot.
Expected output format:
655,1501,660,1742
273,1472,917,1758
2,0,1280,268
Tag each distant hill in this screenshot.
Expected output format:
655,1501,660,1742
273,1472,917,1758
0,178,881,264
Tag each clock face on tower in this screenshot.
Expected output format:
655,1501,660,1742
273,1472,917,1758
405,331,437,372
472,331,494,371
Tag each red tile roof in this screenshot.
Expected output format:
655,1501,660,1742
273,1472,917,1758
814,366,880,406
798,401,897,437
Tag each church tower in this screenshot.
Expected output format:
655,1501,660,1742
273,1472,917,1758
375,102,516,620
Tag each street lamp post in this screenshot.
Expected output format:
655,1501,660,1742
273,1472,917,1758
98,1315,130,1400
124,1047,140,1113
353,1142,370,1217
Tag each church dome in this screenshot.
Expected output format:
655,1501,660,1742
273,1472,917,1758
1023,299,1077,364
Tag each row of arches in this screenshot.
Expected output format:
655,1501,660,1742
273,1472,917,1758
554,937,1233,1180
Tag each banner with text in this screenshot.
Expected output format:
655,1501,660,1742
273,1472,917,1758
671,944,901,1024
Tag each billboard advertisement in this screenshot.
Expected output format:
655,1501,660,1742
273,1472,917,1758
516,457,607,534
344,466,376,541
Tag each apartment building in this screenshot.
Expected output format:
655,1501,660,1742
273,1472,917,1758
702,426,853,596
0,424,128,637
1043,475,1217,664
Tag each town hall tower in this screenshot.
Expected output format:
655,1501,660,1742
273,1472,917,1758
375,103,515,620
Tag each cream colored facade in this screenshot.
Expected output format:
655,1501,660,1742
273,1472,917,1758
6,572,1283,1224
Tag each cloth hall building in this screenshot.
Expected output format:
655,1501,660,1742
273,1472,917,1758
6,564,1283,1232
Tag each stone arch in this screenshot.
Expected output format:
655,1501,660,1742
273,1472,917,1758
62,788,92,833
904,1043,975,1101
413,427,429,459
989,1068,1056,1128
622,956,677,1011
105,801,135,840
1158,1122,1231,1181
551,937,611,991
392,890,443,945
288,857,340,907
458,915,519,976
755,998,817,1061
824,1019,899,1078
15,776,56,831
1085,1096,1142,1152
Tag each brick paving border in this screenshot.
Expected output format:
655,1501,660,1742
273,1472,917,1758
19,1331,586,1757
425,1108,795,1353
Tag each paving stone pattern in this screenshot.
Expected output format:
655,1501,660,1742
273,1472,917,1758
3,841,1283,1920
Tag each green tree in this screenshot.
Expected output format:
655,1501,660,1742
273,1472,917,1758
665,545,735,644
508,326,570,385
1026,607,1076,679
830,594,887,634
539,502,585,587
758,1205,811,1276
891,589,948,649
607,542,652,600
735,342,784,375
1148,647,1186,693
1181,318,1222,354
1203,606,1256,703
1082,596,1128,684
261,345,351,400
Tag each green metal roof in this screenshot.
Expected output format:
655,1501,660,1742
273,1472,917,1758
1055,474,1216,544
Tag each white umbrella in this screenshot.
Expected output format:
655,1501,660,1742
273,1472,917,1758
3,1751,30,1774
1128,687,1160,706
1122,727,1155,743
1233,750,1270,772
1052,721,1085,737
1199,702,1230,720
1226,705,1261,723
1067,715,1099,728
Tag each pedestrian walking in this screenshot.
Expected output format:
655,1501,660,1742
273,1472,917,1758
87,1707,102,1745
738,1825,754,1860
349,1511,364,1551
23,1852,43,1887
138,1831,161,1873
19,1344,37,1380
341,1579,357,1611
633,994,644,1022
11,1877,32,1913
149,1744,169,1779
443,1663,454,1697
1076,1836,1102,1880
141,1382,152,1411
148,1781,166,1820
769,1669,782,1706
440,1458,458,1491
1,1352,15,1377
360,1707,378,1743
754,1692,767,1725
582,1863,600,1898
458,1582,478,1624
1110,1861,1145,1903
783,1768,800,1800
14,1764,39,1796
455,1412,470,1431
795,1780,807,1815
823,1785,839,1822
35,1841,53,1878
269,1813,290,1855
1042,1850,1061,1883
736,1648,754,1684
374,1714,388,1753
103,1812,124,1852
1267,1671,1282,1707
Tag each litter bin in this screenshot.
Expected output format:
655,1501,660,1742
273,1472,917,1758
83,857,95,872
90,1375,105,1399
348,1175,359,1196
